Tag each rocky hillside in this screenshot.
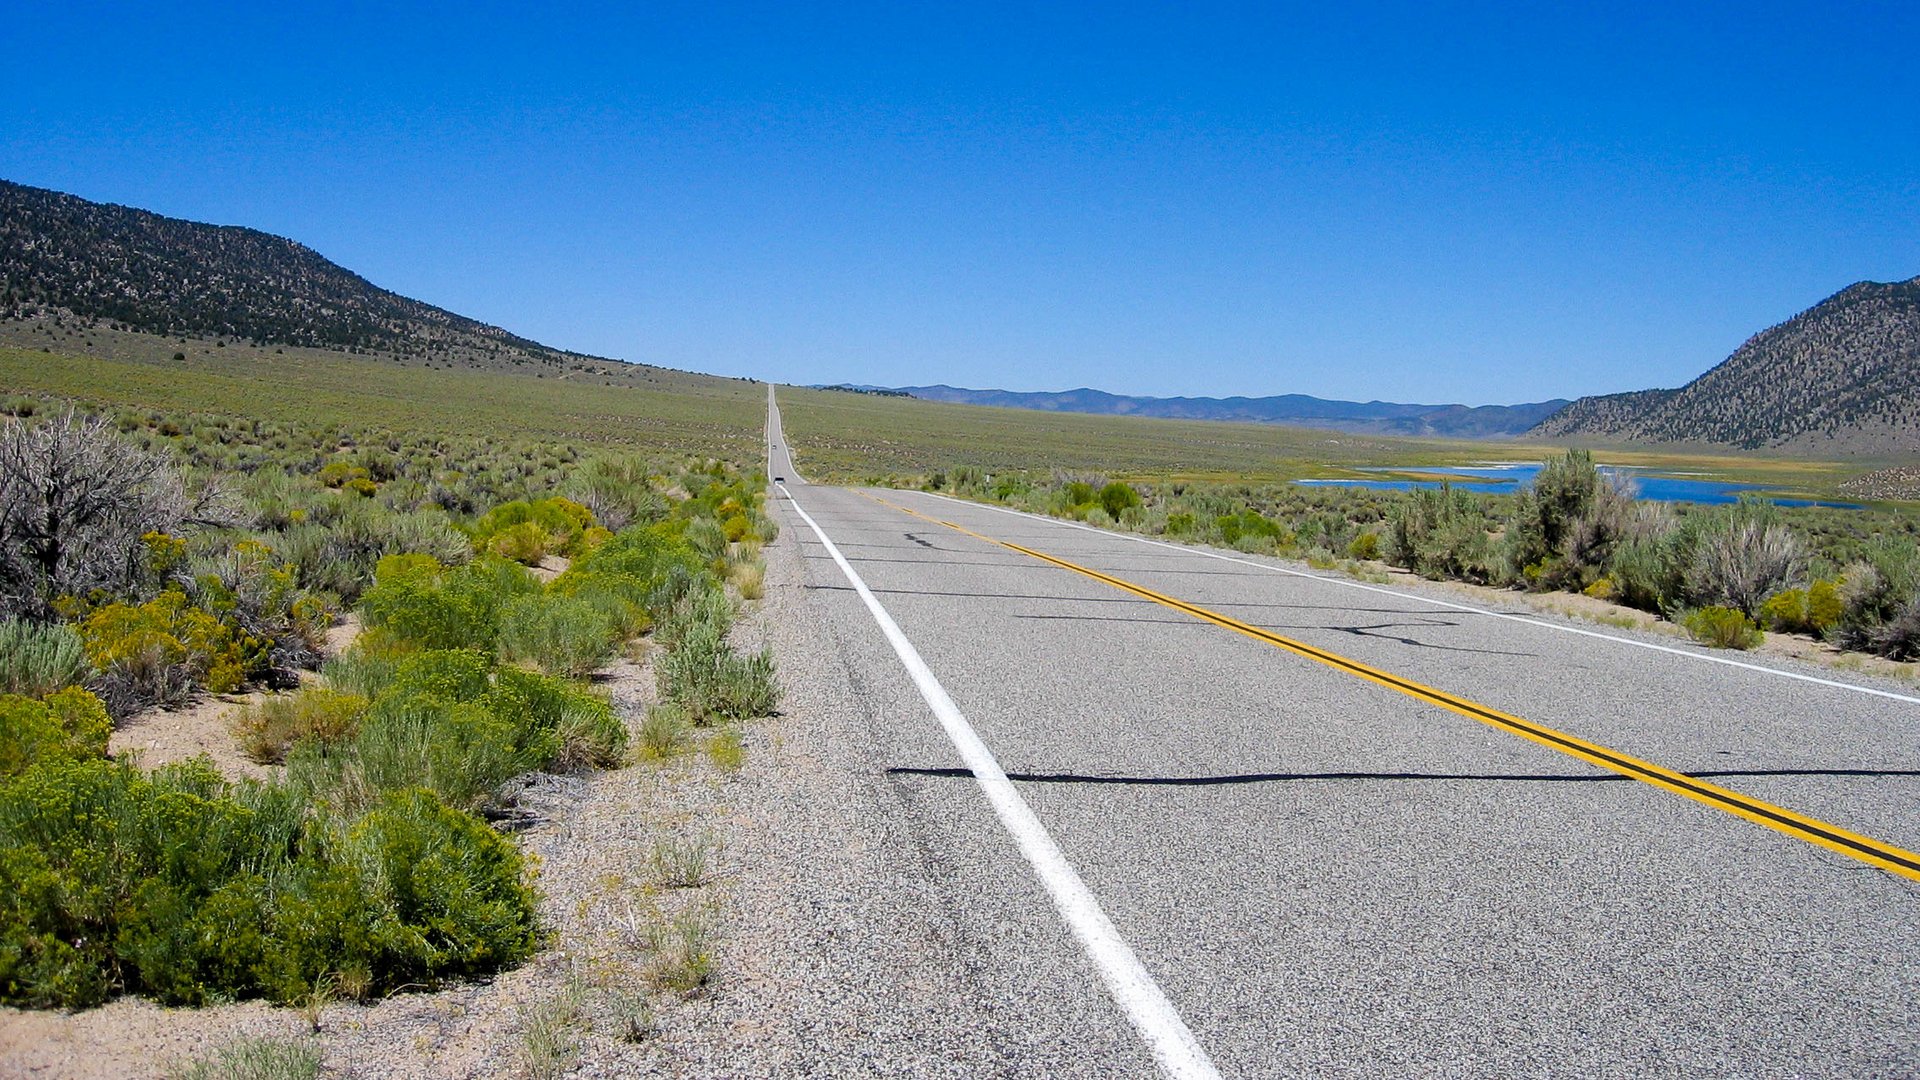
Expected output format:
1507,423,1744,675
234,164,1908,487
0,179,638,375
1531,275,1920,453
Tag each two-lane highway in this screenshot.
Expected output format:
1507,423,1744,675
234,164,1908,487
763,386,1920,1077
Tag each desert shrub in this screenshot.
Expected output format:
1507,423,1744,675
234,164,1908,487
497,593,621,678
277,506,472,603
255,788,537,1003
0,411,237,620
1758,579,1844,635
314,700,536,813
1097,482,1142,518
567,457,666,532
0,688,111,778
1681,606,1764,650
0,758,277,1007
637,702,690,759
487,665,621,765
1605,504,1684,612
552,524,704,630
472,498,597,563
358,554,535,652
655,584,734,649
182,542,331,684
1506,451,1604,586
0,619,87,697
1384,486,1500,583
232,688,369,765
318,648,398,700
81,591,263,717
1682,505,1807,616
1214,510,1289,551
683,518,728,564
1345,531,1380,561
1830,540,1920,655
549,698,628,773
316,461,370,489
489,521,554,565
1856,596,1920,660
745,509,779,544
657,617,780,724
730,560,766,601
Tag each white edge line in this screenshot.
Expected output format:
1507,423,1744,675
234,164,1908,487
779,481,1223,1080
912,490,1920,707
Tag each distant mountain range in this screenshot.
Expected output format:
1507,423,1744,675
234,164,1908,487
0,179,668,381
1529,275,1920,453
880,385,1570,439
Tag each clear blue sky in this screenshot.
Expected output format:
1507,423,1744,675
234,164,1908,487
5,2,1917,404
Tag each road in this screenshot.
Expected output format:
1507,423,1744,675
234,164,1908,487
760,386,1920,1077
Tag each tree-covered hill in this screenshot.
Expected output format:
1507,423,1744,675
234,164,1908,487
1531,275,1920,453
0,179,652,378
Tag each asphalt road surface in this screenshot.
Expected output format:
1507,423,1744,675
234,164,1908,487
762,386,1920,1077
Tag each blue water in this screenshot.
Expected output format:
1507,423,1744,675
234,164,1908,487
1297,464,1862,509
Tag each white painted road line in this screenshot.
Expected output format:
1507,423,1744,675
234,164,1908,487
919,490,1920,707
781,482,1223,1080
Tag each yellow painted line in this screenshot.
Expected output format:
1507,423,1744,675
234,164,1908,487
859,491,1920,883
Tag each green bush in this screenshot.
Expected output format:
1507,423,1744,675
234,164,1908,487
314,789,536,990
318,648,398,699
1682,503,1807,616
1214,509,1289,550
683,518,728,563
81,590,264,716
0,619,88,698
1384,486,1499,583
1831,540,1920,657
1097,481,1142,518
489,521,554,565
1681,606,1764,650
471,498,597,562
358,554,536,652
302,701,536,815
0,688,112,778
1345,531,1380,561
657,617,780,724
497,592,622,678
1759,579,1844,635
0,758,275,1006
231,687,368,765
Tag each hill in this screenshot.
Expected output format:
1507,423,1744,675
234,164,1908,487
890,384,1568,439
1530,275,1920,453
0,178,669,382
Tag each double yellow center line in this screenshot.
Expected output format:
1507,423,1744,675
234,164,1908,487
860,491,1920,883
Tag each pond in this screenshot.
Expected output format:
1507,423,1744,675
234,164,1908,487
1296,464,1862,509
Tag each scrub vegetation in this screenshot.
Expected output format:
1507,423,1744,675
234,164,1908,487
916,450,1920,660
0,397,781,1011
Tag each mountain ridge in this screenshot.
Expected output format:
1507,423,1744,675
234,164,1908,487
1529,275,1920,453
0,178,678,382
886,384,1570,439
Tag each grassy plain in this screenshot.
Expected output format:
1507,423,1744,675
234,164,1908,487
774,385,1881,501
0,327,765,459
